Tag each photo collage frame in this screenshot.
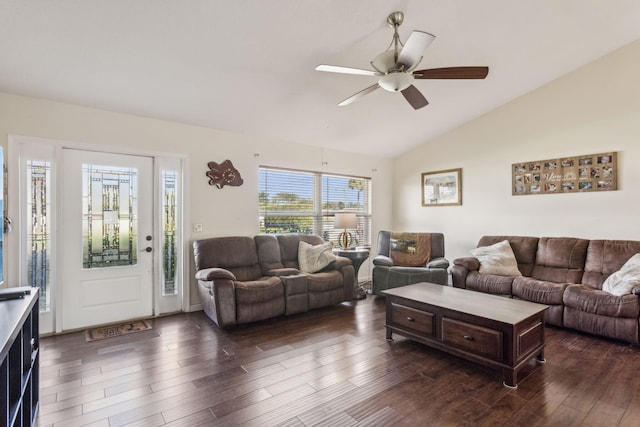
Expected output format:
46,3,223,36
512,152,617,196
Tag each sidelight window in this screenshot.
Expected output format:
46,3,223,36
26,160,52,312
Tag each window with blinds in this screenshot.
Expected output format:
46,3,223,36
258,167,372,247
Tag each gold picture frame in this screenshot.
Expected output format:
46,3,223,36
512,152,617,196
422,168,462,206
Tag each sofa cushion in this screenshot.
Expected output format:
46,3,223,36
307,270,346,308
193,236,262,281
601,253,640,296
471,240,522,276
234,276,283,304
512,276,567,305
298,241,336,273
254,234,285,273
530,237,589,284
277,234,324,269
583,240,640,288
235,276,286,324
563,284,639,318
465,271,514,296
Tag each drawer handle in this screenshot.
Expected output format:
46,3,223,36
463,335,474,341
406,317,415,322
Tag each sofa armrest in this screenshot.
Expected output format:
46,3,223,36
326,259,354,300
195,267,236,281
373,255,394,267
454,257,480,271
196,276,236,328
265,267,301,277
634,285,640,296
427,257,450,269
333,256,352,269
451,257,480,289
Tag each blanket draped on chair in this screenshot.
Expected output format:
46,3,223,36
390,232,432,267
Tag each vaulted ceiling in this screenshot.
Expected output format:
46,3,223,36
1,1,639,157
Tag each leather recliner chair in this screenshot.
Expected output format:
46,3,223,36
372,231,449,295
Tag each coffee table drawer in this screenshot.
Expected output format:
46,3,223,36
390,303,434,336
442,318,503,360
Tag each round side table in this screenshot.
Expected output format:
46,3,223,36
333,248,370,299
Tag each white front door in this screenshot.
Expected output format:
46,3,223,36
61,149,154,330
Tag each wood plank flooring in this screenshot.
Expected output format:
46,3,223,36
36,295,640,426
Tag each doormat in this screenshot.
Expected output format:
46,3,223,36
85,320,152,342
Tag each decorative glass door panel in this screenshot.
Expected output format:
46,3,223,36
82,165,138,269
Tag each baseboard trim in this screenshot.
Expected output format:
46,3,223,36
189,303,203,312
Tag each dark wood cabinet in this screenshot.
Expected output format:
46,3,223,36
1,288,39,427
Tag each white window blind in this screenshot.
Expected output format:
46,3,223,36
259,167,372,247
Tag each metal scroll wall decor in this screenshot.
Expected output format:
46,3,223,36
206,160,244,189
512,152,617,196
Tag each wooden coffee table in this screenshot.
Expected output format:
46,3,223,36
383,282,548,388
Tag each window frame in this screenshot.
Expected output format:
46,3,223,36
258,166,372,247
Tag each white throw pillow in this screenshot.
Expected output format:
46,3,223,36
298,241,337,273
470,240,522,276
602,253,640,296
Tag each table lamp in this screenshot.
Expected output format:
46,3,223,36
334,212,357,249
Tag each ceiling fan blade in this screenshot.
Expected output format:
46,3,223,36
316,64,382,77
397,31,435,70
338,84,380,106
401,85,428,110
414,66,489,79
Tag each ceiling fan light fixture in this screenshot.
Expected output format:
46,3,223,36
378,72,414,92
371,50,397,73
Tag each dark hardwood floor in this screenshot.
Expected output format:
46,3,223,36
36,294,640,426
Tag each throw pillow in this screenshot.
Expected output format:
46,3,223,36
470,240,522,276
298,241,337,273
602,253,640,296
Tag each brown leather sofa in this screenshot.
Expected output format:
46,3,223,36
452,235,640,344
193,234,355,328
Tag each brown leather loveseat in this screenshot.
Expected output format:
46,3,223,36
452,236,640,344
193,234,355,328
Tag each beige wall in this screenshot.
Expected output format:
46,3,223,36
392,39,640,263
0,93,392,306
2,38,638,308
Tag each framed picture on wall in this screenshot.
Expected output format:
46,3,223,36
421,168,462,206
512,152,617,196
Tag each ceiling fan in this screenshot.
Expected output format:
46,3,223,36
316,11,489,110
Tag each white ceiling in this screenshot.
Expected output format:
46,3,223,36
1,1,639,158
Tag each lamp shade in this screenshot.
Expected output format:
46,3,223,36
334,212,357,229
